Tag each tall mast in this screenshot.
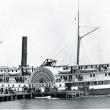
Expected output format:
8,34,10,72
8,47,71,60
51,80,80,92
75,0,99,66
76,0,80,65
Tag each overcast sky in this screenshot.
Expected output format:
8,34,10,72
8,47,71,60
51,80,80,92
0,0,109,67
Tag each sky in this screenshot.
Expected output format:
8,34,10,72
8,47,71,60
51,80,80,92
0,0,109,67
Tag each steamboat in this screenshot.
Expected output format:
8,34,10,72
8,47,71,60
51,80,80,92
0,1,109,99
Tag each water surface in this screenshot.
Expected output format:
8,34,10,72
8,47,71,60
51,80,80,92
0,96,110,109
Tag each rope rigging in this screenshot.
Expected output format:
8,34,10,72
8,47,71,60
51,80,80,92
60,38,77,65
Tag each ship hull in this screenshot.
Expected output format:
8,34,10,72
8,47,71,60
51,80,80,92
90,88,110,95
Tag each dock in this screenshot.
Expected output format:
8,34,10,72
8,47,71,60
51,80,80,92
0,89,85,102
34,90,84,99
0,92,35,102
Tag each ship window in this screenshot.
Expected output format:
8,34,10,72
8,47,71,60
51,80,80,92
90,74,92,77
1,70,2,72
88,82,90,85
94,81,97,85
63,67,65,70
65,67,68,70
56,79,58,82
105,73,107,76
98,81,100,85
16,70,17,72
107,64,109,67
108,73,110,76
79,82,82,86
8,70,10,72
59,84,61,87
91,82,94,85
85,82,90,85
93,74,95,77
76,82,79,86
69,75,72,80
76,75,78,78
72,83,75,86
12,70,13,72
98,81,103,85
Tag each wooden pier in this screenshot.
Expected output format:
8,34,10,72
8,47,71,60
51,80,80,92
0,92,35,102
0,90,85,102
34,90,84,99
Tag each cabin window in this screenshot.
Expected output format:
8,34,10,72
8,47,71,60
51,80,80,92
12,70,13,72
93,74,95,77
59,84,61,87
72,83,75,86
98,81,103,85
88,82,90,85
63,76,67,81
91,82,94,85
105,73,107,76
79,82,82,86
8,70,10,72
69,75,72,81
85,82,90,85
1,70,2,72
63,67,65,70
16,70,17,72
76,75,78,78
94,81,97,85
107,80,110,84
66,67,68,70
76,82,79,86
108,73,110,76
56,79,58,82
90,74,92,77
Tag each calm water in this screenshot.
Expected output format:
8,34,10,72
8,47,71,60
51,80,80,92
0,95,110,109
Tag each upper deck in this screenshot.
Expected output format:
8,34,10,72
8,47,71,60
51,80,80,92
54,63,110,75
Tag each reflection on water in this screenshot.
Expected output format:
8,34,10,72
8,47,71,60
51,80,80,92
0,96,110,109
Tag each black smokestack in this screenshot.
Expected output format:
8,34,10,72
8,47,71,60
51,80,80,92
21,36,27,67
